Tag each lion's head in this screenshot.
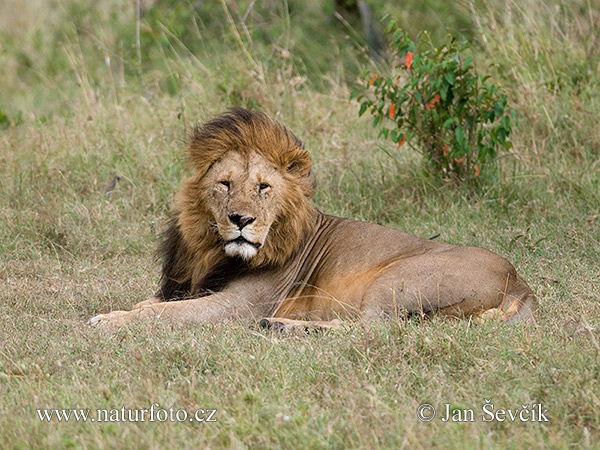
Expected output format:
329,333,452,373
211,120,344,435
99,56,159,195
172,108,318,288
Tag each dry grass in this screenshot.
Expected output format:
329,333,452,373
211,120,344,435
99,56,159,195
1,0,599,448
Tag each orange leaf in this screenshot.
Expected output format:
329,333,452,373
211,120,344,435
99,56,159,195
454,157,463,164
474,165,480,176
398,134,407,147
425,93,441,110
395,76,402,86
389,104,396,119
443,143,448,156
368,74,378,88
406,52,413,70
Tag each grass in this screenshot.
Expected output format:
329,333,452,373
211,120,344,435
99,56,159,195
1,0,599,448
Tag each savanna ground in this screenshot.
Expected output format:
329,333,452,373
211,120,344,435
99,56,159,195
1,0,599,448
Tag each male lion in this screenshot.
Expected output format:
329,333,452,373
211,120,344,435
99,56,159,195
89,108,537,330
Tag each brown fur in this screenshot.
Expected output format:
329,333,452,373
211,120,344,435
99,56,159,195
171,109,317,293
89,108,538,329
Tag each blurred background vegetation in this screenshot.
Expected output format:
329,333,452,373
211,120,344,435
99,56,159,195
0,0,475,112
1,0,598,166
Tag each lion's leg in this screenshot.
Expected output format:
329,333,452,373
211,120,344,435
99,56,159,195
258,317,342,334
502,274,538,323
471,274,538,324
504,293,537,323
469,295,537,323
359,247,537,323
131,296,162,310
88,293,258,328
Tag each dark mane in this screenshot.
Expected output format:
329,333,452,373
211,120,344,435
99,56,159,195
157,107,319,296
155,216,191,301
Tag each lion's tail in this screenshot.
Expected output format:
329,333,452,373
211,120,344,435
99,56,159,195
503,275,539,324
475,274,538,324
504,293,538,324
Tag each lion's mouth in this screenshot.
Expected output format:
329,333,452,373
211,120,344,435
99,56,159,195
226,236,261,249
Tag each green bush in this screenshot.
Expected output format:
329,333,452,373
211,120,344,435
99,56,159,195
352,18,516,181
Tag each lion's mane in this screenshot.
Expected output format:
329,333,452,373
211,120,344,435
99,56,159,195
156,108,318,301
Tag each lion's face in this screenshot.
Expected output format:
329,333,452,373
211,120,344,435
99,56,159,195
203,151,285,260
175,109,318,278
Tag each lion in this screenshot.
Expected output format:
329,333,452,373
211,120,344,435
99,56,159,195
88,108,538,331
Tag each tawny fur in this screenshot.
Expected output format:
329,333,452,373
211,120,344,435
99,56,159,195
172,109,318,293
89,108,538,329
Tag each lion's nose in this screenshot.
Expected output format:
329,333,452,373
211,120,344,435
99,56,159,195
229,213,256,228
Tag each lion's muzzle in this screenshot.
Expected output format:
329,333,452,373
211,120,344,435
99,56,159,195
228,213,256,228
223,226,263,260
227,236,261,248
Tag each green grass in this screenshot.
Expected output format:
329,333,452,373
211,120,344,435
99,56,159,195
1,0,599,448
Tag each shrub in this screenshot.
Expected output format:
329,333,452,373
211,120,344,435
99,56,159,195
351,18,516,181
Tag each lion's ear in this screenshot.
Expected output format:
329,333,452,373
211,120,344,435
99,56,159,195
284,148,313,177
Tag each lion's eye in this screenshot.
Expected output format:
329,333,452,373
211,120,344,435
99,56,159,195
259,183,270,192
219,181,230,190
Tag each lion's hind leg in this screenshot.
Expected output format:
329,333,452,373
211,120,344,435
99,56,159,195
433,276,538,324
472,293,538,324
504,293,538,323
478,271,538,324
258,317,342,334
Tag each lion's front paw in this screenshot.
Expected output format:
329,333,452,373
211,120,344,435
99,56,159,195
87,310,136,328
87,305,159,328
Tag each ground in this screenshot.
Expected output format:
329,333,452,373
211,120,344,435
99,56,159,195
0,0,599,447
